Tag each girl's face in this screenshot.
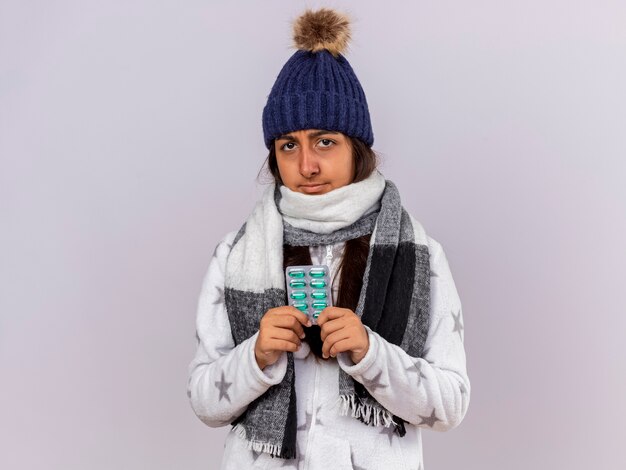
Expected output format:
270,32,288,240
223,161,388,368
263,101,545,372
274,129,354,195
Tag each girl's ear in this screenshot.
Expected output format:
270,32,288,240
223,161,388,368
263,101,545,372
267,141,284,186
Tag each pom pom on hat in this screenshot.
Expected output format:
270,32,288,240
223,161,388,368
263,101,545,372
292,8,351,57
262,7,373,149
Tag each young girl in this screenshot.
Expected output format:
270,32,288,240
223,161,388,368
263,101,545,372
187,8,470,470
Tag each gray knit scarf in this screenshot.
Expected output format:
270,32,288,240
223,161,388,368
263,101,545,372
223,169,431,459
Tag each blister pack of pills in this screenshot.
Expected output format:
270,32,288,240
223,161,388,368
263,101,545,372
284,265,333,325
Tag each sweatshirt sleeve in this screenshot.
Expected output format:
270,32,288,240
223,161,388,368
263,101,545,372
186,230,288,428
336,236,470,431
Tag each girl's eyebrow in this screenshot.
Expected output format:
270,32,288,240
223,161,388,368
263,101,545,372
308,130,339,139
276,130,339,141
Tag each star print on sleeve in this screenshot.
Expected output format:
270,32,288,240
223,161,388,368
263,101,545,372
314,404,324,426
451,308,464,342
212,285,225,306
418,407,442,428
297,410,313,432
211,240,233,260
360,370,389,393
297,405,323,432
214,371,232,403
251,449,263,464
404,358,427,388
379,423,398,445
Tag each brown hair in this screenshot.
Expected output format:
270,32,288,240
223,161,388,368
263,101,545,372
265,134,379,359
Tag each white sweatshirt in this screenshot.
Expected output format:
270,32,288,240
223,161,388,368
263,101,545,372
187,229,470,470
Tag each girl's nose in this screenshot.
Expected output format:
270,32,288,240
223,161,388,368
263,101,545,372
299,146,319,177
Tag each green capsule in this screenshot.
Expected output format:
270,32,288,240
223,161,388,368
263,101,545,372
310,279,326,288
312,301,327,309
293,302,308,311
288,269,305,278
289,279,306,288
313,310,322,319
290,291,306,300
309,268,326,278
311,291,327,299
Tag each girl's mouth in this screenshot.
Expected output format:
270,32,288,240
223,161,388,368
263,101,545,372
300,183,327,193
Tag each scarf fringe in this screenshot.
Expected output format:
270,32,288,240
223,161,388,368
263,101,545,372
232,422,283,458
336,394,397,427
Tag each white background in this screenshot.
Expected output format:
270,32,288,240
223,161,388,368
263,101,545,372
1,1,625,469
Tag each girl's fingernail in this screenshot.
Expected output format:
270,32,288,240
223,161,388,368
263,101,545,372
300,333,306,339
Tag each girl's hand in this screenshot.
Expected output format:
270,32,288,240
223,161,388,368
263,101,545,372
317,307,369,363
254,306,312,370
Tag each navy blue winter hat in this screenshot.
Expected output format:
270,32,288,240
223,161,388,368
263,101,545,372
262,8,374,149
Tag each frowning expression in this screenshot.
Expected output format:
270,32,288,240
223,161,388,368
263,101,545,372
274,129,354,195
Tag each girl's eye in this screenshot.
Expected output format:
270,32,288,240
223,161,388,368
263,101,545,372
281,142,296,151
318,139,335,148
